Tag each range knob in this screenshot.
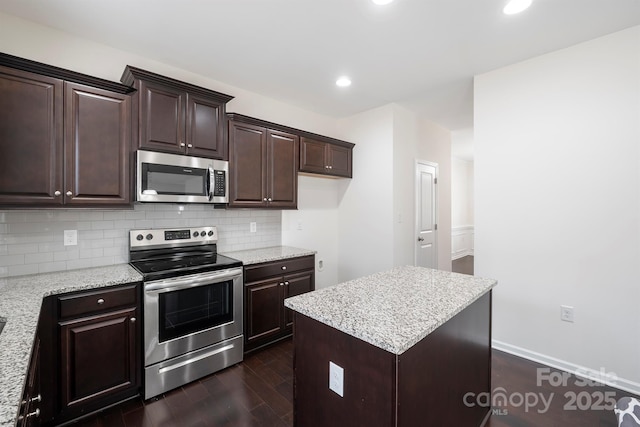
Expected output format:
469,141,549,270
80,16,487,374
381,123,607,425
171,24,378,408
146,234,153,240
208,230,214,237
136,234,144,241
200,231,206,237
193,232,199,238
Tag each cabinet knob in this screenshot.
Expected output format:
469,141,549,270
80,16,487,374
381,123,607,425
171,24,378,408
19,408,40,420
329,165,333,169
180,142,186,147
325,165,329,169
130,317,136,323
281,266,287,270
66,191,72,197
97,298,105,305
30,394,42,403
267,197,272,202
54,190,61,197
284,281,290,286
279,282,284,286
187,144,193,148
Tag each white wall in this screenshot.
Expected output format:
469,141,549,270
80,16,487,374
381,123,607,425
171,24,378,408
282,176,340,289
451,158,474,227
335,105,395,282
475,26,640,392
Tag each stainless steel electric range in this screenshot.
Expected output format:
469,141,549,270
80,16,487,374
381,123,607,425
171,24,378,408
128,226,243,399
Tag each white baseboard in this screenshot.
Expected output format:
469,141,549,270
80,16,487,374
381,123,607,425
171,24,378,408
452,250,474,260
492,340,640,396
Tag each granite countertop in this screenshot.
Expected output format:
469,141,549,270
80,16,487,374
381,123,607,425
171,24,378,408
222,245,316,265
285,266,497,355
0,265,143,427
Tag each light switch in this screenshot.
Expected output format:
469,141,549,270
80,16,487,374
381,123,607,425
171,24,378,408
329,361,344,397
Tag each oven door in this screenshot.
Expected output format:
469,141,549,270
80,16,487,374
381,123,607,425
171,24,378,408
143,267,243,366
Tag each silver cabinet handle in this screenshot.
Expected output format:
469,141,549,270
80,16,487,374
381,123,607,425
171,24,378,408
66,191,72,196
97,298,105,305
54,190,61,196
18,408,40,420
130,317,136,323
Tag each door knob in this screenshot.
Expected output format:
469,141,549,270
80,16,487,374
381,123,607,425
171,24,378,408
417,237,425,242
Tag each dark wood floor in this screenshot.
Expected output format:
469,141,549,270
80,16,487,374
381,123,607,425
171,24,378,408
453,254,474,275
72,337,634,427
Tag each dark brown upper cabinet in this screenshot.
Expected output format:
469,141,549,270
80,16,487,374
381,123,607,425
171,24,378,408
0,53,134,207
121,66,233,160
300,136,353,178
228,114,298,209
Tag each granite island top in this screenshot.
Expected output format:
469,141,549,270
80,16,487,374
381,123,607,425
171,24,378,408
221,245,316,265
285,266,497,355
0,264,143,427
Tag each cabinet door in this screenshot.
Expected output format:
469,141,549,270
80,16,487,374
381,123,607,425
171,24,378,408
267,130,298,208
284,271,314,330
228,120,267,207
299,137,326,174
59,307,138,414
244,278,283,347
186,93,226,159
0,66,63,205
327,143,352,178
138,79,185,153
64,82,131,205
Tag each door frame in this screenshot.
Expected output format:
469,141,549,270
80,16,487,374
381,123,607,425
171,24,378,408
414,160,439,268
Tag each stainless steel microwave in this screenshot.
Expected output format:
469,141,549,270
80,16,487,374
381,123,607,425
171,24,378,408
136,150,228,204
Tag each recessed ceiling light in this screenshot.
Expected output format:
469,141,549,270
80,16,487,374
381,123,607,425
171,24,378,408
336,76,352,88
503,0,532,15
372,0,394,5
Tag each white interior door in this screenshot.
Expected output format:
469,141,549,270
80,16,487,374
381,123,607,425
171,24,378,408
415,161,438,269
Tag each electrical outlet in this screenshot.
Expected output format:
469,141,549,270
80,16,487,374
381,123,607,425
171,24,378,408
64,230,77,246
250,222,257,233
560,305,574,323
297,220,303,231
329,361,344,397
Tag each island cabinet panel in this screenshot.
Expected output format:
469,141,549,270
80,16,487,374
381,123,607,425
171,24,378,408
300,136,353,178
122,66,233,160
244,255,314,353
292,291,493,427
228,114,298,209
0,53,134,207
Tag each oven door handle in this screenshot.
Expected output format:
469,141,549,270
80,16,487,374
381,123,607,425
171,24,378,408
144,269,241,294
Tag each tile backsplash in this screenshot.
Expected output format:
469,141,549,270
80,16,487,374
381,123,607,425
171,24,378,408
0,204,282,278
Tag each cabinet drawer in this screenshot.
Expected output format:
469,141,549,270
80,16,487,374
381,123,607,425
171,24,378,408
58,284,138,319
245,255,314,283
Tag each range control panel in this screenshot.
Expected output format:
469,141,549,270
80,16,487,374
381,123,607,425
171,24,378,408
129,226,218,249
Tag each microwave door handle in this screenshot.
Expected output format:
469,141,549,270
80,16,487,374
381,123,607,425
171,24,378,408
207,167,214,200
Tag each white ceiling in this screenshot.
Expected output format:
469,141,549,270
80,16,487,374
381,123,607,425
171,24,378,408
1,0,639,132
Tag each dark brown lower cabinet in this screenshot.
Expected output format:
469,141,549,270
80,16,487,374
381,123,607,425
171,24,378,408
54,284,141,424
59,307,138,415
17,334,42,427
21,283,142,426
244,255,315,353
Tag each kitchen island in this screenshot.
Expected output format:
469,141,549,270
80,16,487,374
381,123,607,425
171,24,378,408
284,266,497,427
